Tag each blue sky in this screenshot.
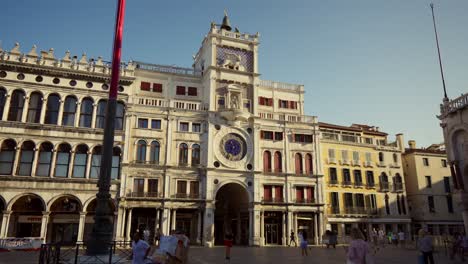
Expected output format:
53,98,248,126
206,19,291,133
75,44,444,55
2,0,467,147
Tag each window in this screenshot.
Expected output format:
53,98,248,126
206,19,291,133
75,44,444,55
442,159,447,167
0,139,16,175
294,134,313,143
274,151,282,173
423,158,429,166
378,152,384,162
111,147,121,179
397,195,402,215
79,97,93,127
54,144,71,177
328,149,335,159
179,143,188,165
26,92,43,123
401,195,407,214
90,146,102,179
187,87,197,96
72,144,88,178
278,100,297,109
179,122,189,132
425,176,432,188
95,100,107,129
385,194,390,215
364,137,373,144
62,96,77,126
176,86,186,95
295,153,303,174
192,144,200,165
428,196,435,212
353,151,359,162
44,94,60,125
354,170,362,184
0,88,6,120
258,97,273,106
140,81,151,91
264,185,272,201
153,83,163,93
393,153,398,163
343,169,351,182
217,97,225,107
190,181,199,197
36,142,53,177
330,192,339,207
148,179,158,195
274,132,283,141
192,123,201,133
305,153,313,175
136,140,147,163
344,193,353,207
7,90,25,121
260,131,274,140
151,119,162,129
275,186,284,202
263,151,272,172
133,179,144,194
17,141,35,176
355,194,365,208
115,102,125,130
177,180,187,197
366,171,375,186
342,150,349,161
329,168,337,182
365,152,372,162
295,186,304,202
444,177,451,193
150,141,160,164
342,134,358,143
138,118,149,128
447,195,454,213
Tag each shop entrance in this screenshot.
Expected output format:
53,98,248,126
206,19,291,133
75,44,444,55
49,196,81,245
9,194,45,238
264,211,283,245
214,183,250,246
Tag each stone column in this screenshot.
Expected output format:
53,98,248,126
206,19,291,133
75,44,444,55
196,210,202,244
203,206,215,247
1,94,11,121
91,103,97,128
40,211,50,242
154,209,160,236
253,209,261,246
125,208,133,241
171,209,177,231
85,151,92,179
287,211,293,246
119,207,127,240
57,99,64,125
318,212,323,244
114,206,124,240
282,212,286,246
260,211,264,246
21,96,29,122
406,223,412,241
30,149,39,177
0,211,11,238
77,212,86,242
39,98,47,124
12,147,21,176
74,102,81,127
161,208,170,236
341,223,346,243
49,150,57,177
68,151,75,178
314,213,318,245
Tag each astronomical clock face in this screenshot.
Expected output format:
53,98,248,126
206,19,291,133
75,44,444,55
220,133,247,161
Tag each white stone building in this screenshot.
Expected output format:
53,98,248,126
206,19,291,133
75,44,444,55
0,15,324,247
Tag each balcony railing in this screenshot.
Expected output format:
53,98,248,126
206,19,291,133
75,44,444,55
329,207,379,216
344,207,367,214
340,160,351,166
127,192,162,198
389,163,401,168
328,158,337,164
341,181,353,187
171,193,201,199
377,161,386,167
440,93,468,117
353,182,364,188
379,182,390,192
262,197,285,203
366,182,376,189
393,182,404,192
328,207,340,214
363,161,373,167
259,79,303,92
294,198,315,204
134,61,202,76
328,179,339,186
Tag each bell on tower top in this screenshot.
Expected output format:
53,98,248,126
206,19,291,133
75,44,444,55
221,10,232,31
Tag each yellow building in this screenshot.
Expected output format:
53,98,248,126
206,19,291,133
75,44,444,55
320,123,411,240
402,140,463,236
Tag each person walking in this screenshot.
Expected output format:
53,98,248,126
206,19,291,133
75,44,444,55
299,231,308,256
345,228,370,264
398,230,405,248
130,233,150,264
391,232,398,247
154,228,161,246
378,229,386,248
418,230,434,264
224,232,234,261
289,230,297,247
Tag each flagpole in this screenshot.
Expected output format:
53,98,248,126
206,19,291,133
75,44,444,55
87,0,126,255
430,3,448,101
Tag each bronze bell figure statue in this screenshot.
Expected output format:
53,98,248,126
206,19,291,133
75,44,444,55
221,10,232,31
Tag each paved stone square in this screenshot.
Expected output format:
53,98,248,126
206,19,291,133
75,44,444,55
0,245,463,264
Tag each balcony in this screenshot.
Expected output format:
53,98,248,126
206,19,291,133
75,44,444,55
328,179,339,186
363,161,373,167
127,192,162,198
353,182,364,188
376,161,386,167
440,92,468,117
366,182,376,189
341,181,353,187
340,160,351,166
293,198,315,204
389,163,401,168
344,207,367,215
328,207,340,215
262,197,285,204
378,182,390,192
172,193,201,199
351,160,361,166
329,207,379,216
393,182,404,193
328,158,337,164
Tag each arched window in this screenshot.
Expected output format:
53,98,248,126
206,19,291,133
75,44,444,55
192,144,200,166
179,143,188,165
26,92,43,123
263,151,271,172
62,96,77,126
17,141,35,176
274,151,282,173
7,90,25,121
305,153,313,175
72,144,88,178
44,94,60,124
378,152,384,162
0,88,7,120
136,140,146,163
393,153,398,163
112,147,121,179
149,141,160,164
90,146,102,179
79,97,93,127
115,102,125,130
55,143,71,177
36,142,53,177
295,153,303,174
0,139,16,175
95,100,107,129
385,194,390,215
381,172,388,182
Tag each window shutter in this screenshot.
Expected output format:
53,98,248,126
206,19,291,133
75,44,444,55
260,131,264,139
278,99,282,108
188,87,198,96
259,97,263,105
152,83,163,93
268,98,273,106
176,86,186,95
140,81,151,91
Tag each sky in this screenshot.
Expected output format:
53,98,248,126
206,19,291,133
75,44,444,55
1,0,467,147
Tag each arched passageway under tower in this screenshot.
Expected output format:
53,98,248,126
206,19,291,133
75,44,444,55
214,183,250,246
